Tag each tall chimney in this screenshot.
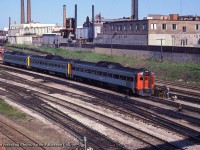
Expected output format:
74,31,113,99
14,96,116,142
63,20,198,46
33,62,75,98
63,5,66,28
92,5,95,41
74,4,77,38
27,0,31,23
131,0,138,20
21,0,25,24
9,17,11,29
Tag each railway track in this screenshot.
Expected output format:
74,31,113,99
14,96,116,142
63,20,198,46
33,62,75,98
83,90,200,141
0,81,180,149
35,92,181,150
0,76,199,149
0,84,128,149
1,63,200,149
0,121,45,150
156,79,200,91
1,66,200,121
1,69,200,129
146,96,200,115
156,79,200,98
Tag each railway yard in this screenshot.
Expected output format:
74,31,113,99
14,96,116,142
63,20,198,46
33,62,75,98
0,59,199,150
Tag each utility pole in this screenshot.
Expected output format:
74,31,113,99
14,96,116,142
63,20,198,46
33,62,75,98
157,38,165,62
111,31,117,56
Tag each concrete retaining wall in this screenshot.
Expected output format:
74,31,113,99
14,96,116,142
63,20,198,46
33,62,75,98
60,46,93,52
60,46,200,63
94,47,200,63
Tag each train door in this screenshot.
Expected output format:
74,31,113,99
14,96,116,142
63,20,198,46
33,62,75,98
151,73,155,89
67,63,72,77
27,56,31,68
144,74,150,89
136,74,143,91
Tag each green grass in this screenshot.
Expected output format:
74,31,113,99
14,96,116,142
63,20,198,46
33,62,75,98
0,99,26,119
5,44,200,85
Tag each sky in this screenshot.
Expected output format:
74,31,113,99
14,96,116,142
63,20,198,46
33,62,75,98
1,0,200,29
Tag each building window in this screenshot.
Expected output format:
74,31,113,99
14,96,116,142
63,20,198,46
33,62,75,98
162,24,167,30
151,23,157,30
172,24,177,30
130,24,133,31
111,25,114,30
195,24,200,30
136,24,140,30
115,25,118,31
123,25,127,31
183,26,187,32
119,25,123,31
143,24,147,30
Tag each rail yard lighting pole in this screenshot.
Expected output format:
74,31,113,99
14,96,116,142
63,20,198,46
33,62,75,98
157,38,165,62
111,31,117,57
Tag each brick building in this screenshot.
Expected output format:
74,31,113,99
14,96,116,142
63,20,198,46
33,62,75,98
95,14,200,47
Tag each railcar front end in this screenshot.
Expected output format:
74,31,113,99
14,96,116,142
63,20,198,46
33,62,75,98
135,71,155,96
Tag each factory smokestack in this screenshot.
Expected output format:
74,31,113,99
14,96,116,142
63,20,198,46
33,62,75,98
9,17,11,29
63,5,66,28
131,0,138,20
27,0,31,23
92,5,95,41
21,0,25,24
74,4,77,38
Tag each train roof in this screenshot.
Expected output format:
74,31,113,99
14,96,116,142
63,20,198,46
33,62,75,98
74,61,145,73
4,51,28,56
31,54,73,62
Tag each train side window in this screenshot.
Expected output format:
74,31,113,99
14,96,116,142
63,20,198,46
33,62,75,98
103,72,107,76
79,68,83,72
108,73,112,78
83,69,87,72
114,74,119,79
91,70,96,74
97,71,102,75
120,76,126,80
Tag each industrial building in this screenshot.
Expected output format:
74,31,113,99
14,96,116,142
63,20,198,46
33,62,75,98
0,29,8,44
8,23,56,45
95,15,200,47
95,0,200,47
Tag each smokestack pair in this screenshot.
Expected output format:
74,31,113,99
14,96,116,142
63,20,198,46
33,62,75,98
131,0,138,20
21,0,31,24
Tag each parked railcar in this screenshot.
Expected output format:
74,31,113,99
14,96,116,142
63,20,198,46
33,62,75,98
30,55,71,76
3,51,29,67
71,61,154,96
2,51,155,96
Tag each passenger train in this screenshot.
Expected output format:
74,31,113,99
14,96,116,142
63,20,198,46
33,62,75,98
2,51,155,96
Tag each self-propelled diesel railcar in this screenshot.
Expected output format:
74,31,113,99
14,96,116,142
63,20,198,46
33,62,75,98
2,51,155,96
71,61,155,96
